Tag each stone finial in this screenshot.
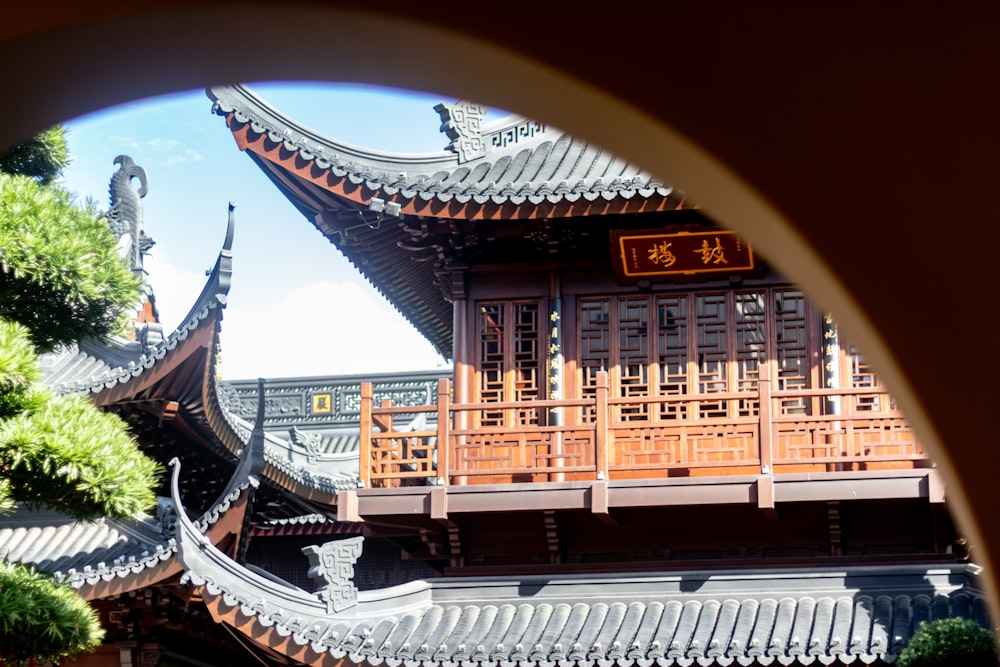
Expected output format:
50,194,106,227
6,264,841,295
303,536,364,613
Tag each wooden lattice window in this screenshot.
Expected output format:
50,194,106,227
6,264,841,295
846,342,892,412
773,290,809,414
656,295,688,419
734,291,767,417
477,300,542,426
577,287,816,421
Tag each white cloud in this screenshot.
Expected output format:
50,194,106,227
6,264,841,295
161,148,203,166
149,138,179,151
107,135,143,149
215,280,448,380
143,252,211,334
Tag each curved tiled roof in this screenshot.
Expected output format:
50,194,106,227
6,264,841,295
171,461,989,666
35,198,415,504
40,337,143,388
207,86,696,355
0,507,167,581
0,376,267,600
208,85,686,219
50,204,235,400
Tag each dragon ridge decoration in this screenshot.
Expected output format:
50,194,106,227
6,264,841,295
102,155,155,277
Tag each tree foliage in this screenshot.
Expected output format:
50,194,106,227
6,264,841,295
0,383,161,520
898,617,998,667
0,173,144,353
0,126,70,185
0,560,104,666
0,134,161,664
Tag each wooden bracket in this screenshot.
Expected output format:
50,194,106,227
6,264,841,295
336,490,362,523
590,479,619,527
544,510,561,565
927,469,946,503
430,485,448,520
446,524,463,568
158,400,179,426
827,500,842,556
591,479,609,514
756,475,775,509
419,527,444,559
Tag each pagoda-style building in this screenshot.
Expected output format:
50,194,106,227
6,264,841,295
0,84,990,666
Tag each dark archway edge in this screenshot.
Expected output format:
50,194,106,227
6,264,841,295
4,1,997,619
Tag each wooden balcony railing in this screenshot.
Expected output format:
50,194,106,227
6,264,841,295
358,366,926,489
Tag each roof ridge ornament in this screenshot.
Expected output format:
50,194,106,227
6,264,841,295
303,536,364,613
435,100,488,163
102,155,154,278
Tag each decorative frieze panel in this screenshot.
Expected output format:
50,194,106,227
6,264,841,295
224,374,441,427
487,119,546,149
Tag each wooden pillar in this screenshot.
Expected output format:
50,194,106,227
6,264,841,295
437,378,450,485
759,362,773,474
548,271,565,481
595,370,609,480
451,274,469,485
822,312,841,414
359,382,373,488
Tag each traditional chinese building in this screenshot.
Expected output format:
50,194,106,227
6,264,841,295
1,80,992,665
190,84,989,665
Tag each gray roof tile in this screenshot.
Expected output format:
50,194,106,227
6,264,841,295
208,85,677,212
175,465,990,667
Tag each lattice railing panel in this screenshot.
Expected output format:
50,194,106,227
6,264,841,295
369,432,437,485
774,416,921,463
451,426,595,476
610,420,758,469
689,423,758,464
611,426,683,469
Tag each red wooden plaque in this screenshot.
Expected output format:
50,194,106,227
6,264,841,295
612,229,754,281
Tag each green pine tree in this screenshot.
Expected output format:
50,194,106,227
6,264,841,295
899,617,998,667
0,128,162,665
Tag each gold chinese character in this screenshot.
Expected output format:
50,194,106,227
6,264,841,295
695,237,728,265
648,241,677,267
312,393,332,413
550,311,560,322
550,327,558,340
549,343,560,355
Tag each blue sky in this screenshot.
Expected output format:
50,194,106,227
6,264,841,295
59,82,500,380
